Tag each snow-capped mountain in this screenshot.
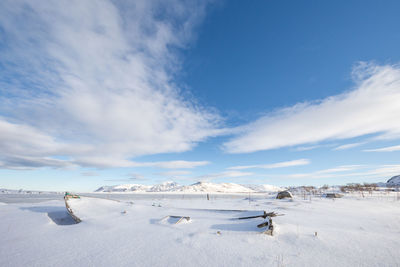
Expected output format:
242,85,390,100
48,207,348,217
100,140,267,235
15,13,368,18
243,184,284,192
94,181,282,193
175,182,255,193
95,184,151,192
149,181,180,192
387,175,400,186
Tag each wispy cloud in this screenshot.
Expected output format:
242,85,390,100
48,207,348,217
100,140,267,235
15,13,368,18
141,161,209,169
127,173,146,180
196,171,253,182
285,165,365,179
157,170,191,176
364,145,400,152
74,159,210,169
333,142,365,151
280,164,398,181
0,155,75,170
295,145,322,151
318,165,400,181
224,62,400,153
228,159,310,170
81,172,99,177
294,143,338,151
103,173,147,182
0,0,220,169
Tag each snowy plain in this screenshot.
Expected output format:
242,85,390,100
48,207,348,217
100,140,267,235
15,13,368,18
1,191,400,267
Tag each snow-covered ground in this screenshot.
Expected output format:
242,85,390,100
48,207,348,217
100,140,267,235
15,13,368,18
1,191,400,266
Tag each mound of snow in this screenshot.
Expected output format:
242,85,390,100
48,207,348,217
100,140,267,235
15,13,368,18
387,175,400,186
176,182,255,193
67,197,126,221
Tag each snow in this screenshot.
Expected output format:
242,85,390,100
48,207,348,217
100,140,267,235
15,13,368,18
95,184,152,192
244,184,284,192
95,181,279,193
1,191,400,266
150,181,179,192
387,175,400,186
175,182,254,193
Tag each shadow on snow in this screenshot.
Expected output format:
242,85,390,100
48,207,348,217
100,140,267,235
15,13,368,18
20,206,77,226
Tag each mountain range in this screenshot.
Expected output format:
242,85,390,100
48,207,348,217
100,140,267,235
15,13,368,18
95,181,283,193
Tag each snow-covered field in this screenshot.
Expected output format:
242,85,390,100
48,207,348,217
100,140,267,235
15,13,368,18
1,191,400,267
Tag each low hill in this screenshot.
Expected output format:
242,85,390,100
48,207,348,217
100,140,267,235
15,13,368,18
387,175,400,186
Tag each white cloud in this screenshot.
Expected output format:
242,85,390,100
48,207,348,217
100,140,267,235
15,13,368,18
294,143,338,151
252,164,398,182
284,165,366,179
81,172,100,177
196,171,253,182
138,160,209,169
295,145,322,151
319,165,400,181
364,145,400,152
127,173,146,180
224,63,400,153
70,157,209,169
228,159,310,170
0,0,221,169
280,164,400,181
333,142,365,151
0,156,76,170
362,165,400,178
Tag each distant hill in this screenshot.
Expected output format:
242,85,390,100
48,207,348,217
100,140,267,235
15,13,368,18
94,184,151,192
243,184,284,192
149,181,179,192
94,181,283,193
174,182,254,193
387,175,400,186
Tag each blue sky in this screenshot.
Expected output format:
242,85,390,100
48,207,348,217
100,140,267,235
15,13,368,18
1,0,400,191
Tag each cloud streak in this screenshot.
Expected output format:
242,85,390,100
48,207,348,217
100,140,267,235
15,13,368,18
333,142,365,151
0,0,220,169
157,170,191,176
196,171,253,182
283,165,366,179
278,164,400,181
228,159,310,170
224,63,400,153
364,145,400,152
